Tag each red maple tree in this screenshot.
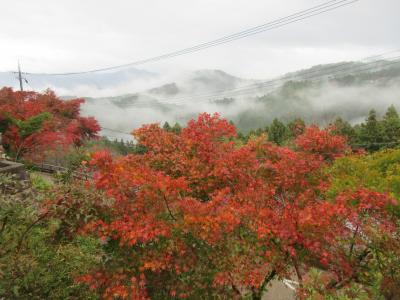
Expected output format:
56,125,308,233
0,88,100,161
58,113,396,299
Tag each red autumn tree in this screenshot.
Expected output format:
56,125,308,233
0,87,100,161
71,113,397,299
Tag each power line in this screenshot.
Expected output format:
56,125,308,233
102,135,134,141
245,58,400,99
351,141,400,147
96,49,400,136
68,49,398,109
161,51,400,104
223,56,400,99
101,126,133,136
101,131,400,150
25,81,36,92
15,0,359,76
101,133,400,149
173,52,400,102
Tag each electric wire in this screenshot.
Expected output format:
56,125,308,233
161,53,400,104
101,126,133,136
14,0,359,75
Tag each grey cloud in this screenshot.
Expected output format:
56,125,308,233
0,0,398,79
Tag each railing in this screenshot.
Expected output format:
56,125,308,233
33,163,88,180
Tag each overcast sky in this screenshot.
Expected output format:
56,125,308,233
1,0,399,79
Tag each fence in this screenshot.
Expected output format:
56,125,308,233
33,163,88,180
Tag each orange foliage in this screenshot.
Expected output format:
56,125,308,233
0,88,100,161
70,113,396,299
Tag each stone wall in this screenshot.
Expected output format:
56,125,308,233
0,133,5,159
0,160,28,180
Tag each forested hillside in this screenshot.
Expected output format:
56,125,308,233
80,62,400,137
0,88,399,299
1,0,399,298
238,104,400,152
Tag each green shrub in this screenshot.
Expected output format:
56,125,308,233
0,174,102,299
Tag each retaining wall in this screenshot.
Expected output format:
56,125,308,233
0,160,28,180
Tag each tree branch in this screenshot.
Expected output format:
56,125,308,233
259,269,277,295
326,248,371,290
0,216,7,235
16,211,49,252
349,224,359,258
163,194,177,221
292,256,303,286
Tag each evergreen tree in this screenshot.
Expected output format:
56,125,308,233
382,105,400,144
255,128,264,136
359,110,384,151
332,117,356,143
163,121,171,131
246,129,257,140
171,122,182,134
287,118,305,138
236,132,246,142
268,118,289,145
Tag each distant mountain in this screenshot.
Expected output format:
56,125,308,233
184,69,251,92
0,67,254,100
85,93,177,112
283,60,400,84
145,69,254,98
80,62,400,138
233,61,400,131
0,67,157,91
1,62,399,137
148,83,179,96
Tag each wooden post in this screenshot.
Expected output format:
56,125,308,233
18,61,24,91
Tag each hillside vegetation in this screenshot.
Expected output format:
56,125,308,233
0,88,399,299
81,62,400,135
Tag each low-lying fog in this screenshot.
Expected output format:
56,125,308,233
79,69,400,140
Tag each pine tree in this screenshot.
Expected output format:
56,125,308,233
382,105,400,144
287,118,305,138
332,117,356,143
268,118,289,145
171,122,182,134
359,109,384,151
163,121,171,131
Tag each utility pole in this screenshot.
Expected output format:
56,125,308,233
17,61,24,91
